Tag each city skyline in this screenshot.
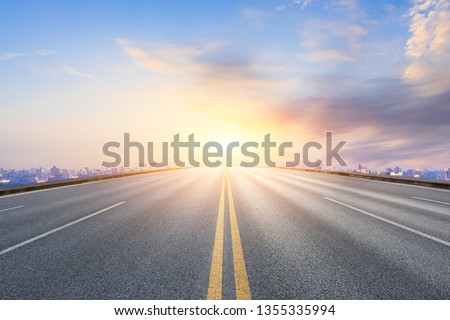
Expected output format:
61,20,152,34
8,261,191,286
1,0,450,170
1,163,449,188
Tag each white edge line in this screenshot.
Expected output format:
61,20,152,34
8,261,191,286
412,196,450,206
336,176,450,193
0,201,125,257
0,205,24,213
0,180,104,199
0,174,154,199
271,168,450,193
323,197,450,248
0,170,184,198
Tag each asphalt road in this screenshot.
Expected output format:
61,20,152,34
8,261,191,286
0,168,449,299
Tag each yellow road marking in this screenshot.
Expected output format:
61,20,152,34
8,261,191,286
226,169,252,300
206,171,226,300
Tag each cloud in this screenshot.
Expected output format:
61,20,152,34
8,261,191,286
293,0,313,9
116,38,296,133
276,0,314,12
298,20,368,63
333,0,357,11
35,49,56,56
240,8,265,19
117,39,224,75
269,76,450,168
0,49,55,60
277,0,360,12
299,49,354,62
117,38,288,91
115,21,448,169
46,66,97,81
61,66,97,80
404,0,450,95
0,52,27,60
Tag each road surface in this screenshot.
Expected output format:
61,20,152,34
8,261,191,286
0,168,449,299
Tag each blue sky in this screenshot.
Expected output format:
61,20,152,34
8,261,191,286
1,0,449,169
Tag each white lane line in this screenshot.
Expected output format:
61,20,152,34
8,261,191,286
412,196,450,206
0,202,125,257
323,197,450,248
0,206,24,213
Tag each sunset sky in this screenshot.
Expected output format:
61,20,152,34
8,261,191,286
1,0,449,170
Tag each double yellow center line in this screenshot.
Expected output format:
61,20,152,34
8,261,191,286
207,169,251,300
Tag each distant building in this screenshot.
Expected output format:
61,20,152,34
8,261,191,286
404,169,414,177
358,163,367,173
